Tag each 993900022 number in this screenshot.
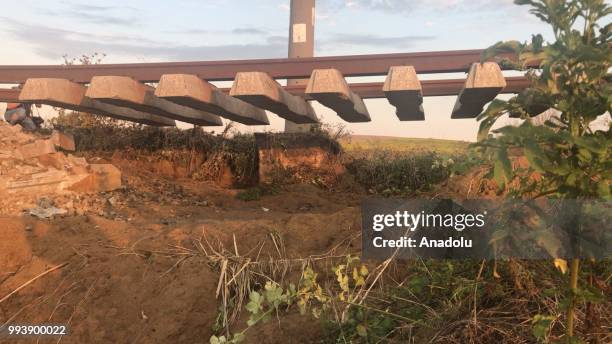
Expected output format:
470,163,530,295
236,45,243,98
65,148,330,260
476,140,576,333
2,325,68,337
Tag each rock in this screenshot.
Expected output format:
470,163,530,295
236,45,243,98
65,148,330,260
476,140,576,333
29,197,68,218
90,164,122,191
68,164,122,193
36,152,69,169
0,121,124,216
67,155,88,166
51,130,76,151
29,206,68,218
7,169,71,192
18,139,56,160
66,155,89,174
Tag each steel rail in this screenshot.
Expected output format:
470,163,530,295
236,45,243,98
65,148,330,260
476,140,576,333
0,88,19,102
0,49,535,84
0,77,529,104
284,76,530,99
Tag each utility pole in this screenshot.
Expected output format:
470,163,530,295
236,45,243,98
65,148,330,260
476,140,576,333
285,0,316,133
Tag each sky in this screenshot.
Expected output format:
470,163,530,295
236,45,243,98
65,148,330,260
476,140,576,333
0,0,556,141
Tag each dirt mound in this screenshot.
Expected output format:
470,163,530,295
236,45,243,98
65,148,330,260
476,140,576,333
0,126,362,343
5,124,599,343
255,133,344,187
107,149,236,188
0,174,361,343
0,218,32,277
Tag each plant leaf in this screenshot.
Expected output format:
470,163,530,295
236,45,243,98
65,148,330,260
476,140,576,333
554,258,568,274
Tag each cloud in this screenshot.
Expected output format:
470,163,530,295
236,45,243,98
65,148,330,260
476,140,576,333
232,28,269,35
0,16,433,62
67,3,131,12
63,10,137,26
266,35,287,45
164,29,216,35
164,27,271,37
40,2,140,26
322,0,514,13
320,33,435,49
0,18,287,61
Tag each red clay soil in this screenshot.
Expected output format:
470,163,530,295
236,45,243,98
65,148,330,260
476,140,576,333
0,157,363,343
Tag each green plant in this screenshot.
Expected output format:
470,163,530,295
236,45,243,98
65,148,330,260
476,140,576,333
449,150,485,176
346,150,458,195
209,256,378,343
475,0,610,340
67,126,261,186
210,281,298,344
235,185,280,201
235,187,263,201
532,314,556,342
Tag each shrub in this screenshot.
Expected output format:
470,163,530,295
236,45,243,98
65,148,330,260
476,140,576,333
476,0,610,339
235,185,280,201
345,150,457,195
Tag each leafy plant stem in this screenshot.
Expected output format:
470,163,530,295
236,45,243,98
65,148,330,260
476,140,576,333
566,258,580,340
341,300,417,324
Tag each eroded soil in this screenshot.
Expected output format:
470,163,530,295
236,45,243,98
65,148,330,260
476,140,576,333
1,158,364,344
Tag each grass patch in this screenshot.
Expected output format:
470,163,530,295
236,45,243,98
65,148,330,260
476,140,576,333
64,125,260,186
345,150,458,195
235,185,281,201
57,119,345,189
235,187,263,201
340,135,470,155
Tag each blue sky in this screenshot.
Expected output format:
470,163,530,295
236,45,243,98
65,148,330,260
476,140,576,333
0,0,554,140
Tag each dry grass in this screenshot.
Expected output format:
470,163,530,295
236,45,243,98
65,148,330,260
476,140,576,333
340,135,470,155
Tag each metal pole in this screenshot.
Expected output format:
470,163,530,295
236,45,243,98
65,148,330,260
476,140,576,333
285,0,316,133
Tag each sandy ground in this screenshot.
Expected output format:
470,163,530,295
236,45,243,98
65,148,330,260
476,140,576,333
0,159,365,344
